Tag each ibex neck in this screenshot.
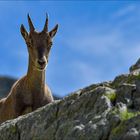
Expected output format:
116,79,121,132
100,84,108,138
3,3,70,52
26,57,46,89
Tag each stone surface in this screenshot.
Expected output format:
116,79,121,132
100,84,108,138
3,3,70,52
130,58,140,74
1,59,140,139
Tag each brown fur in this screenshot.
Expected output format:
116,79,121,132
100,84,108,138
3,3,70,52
0,14,58,123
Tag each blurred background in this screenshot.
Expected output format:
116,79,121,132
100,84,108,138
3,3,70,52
0,1,140,98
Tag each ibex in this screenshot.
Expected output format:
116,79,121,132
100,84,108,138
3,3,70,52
0,14,58,123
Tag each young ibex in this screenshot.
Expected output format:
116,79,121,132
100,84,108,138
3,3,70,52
0,14,58,123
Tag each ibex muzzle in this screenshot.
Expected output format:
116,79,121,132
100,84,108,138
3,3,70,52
21,14,58,71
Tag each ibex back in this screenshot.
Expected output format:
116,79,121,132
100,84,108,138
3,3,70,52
0,14,58,123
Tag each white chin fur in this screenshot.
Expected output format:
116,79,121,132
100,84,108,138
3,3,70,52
35,64,48,71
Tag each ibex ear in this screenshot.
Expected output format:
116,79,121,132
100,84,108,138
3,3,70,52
20,24,29,41
49,24,58,38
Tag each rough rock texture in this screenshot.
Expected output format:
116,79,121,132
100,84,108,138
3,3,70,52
1,59,140,139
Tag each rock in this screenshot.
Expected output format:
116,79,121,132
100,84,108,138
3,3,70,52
116,83,136,107
112,74,130,87
0,86,115,140
1,58,140,139
122,128,139,140
109,115,140,140
130,58,140,74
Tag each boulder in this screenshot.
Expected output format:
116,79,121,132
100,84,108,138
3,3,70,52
1,59,140,139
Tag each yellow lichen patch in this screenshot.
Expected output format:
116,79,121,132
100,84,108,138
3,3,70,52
120,110,140,121
111,108,140,136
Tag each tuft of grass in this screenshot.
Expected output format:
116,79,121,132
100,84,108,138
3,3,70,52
104,92,116,102
112,121,126,135
127,74,140,83
120,110,140,121
111,107,140,121
111,108,140,135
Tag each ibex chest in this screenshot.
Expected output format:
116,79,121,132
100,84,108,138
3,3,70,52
24,86,45,107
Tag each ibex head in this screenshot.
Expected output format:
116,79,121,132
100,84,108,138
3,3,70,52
20,14,58,71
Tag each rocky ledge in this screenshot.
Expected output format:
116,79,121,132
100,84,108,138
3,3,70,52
1,59,140,140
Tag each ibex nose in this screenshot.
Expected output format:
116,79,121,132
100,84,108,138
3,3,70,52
37,59,46,66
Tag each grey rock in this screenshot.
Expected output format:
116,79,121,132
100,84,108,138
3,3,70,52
116,83,136,107
135,79,140,93
122,128,139,140
109,115,140,140
130,58,140,73
1,58,140,139
0,85,115,140
111,74,129,88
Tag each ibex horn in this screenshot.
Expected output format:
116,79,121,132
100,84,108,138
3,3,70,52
43,13,49,32
27,14,35,32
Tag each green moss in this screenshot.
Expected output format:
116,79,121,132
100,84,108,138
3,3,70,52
104,92,116,102
120,110,140,121
111,108,140,136
9,125,17,133
127,74,140,83
112,74,140,88
111,107,140,121
137,74,140,79
112,121,126,135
